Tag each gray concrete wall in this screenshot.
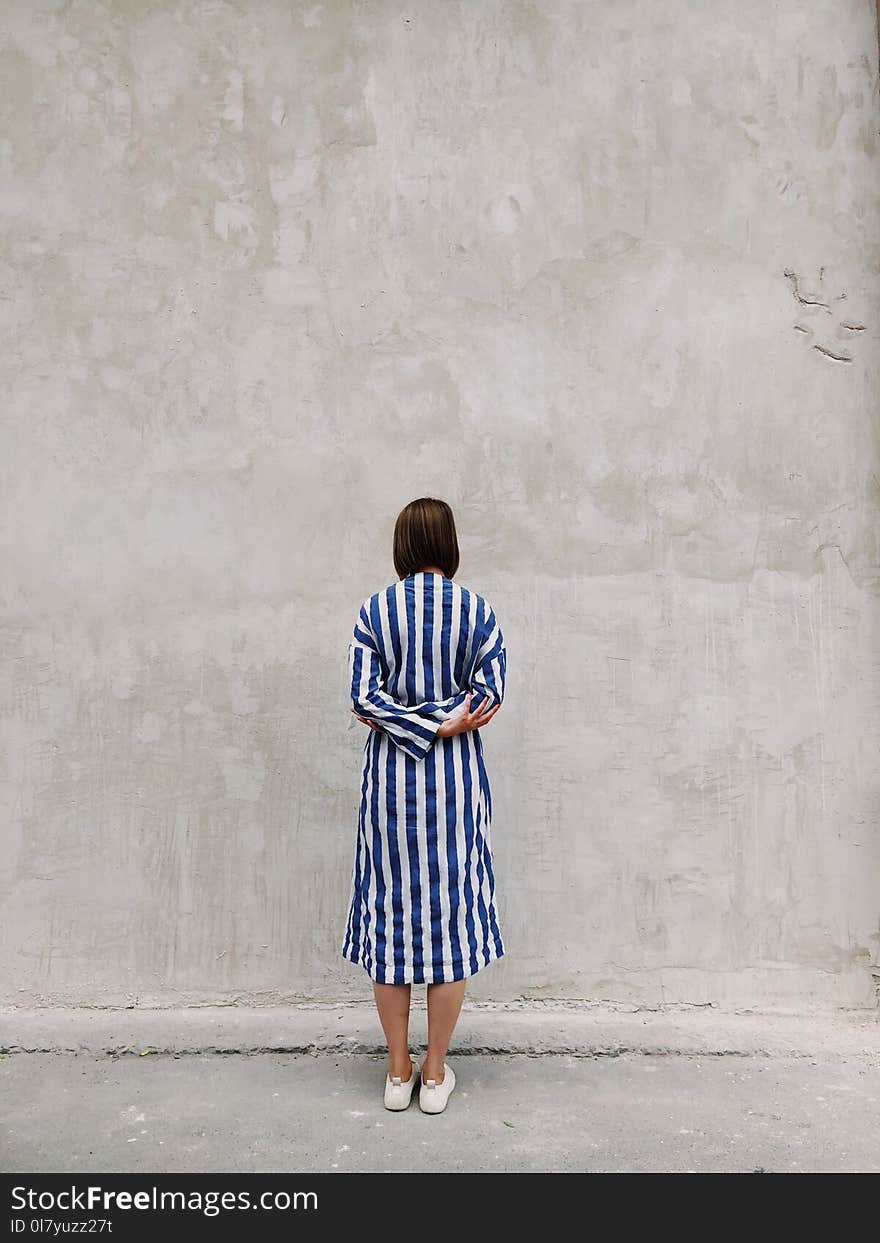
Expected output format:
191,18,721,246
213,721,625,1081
2,0,879,1010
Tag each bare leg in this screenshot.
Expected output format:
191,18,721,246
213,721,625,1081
372,982,413,1080
423,980,466,1083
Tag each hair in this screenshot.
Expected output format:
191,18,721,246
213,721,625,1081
392,497,460,580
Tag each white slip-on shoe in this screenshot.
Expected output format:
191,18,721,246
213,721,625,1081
384,1060,420,1111
419,1064,456,1114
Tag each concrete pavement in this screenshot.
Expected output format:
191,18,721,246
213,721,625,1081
3,1005,878,1173
4,1050,879,1173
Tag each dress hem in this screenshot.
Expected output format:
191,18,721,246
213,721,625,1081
341,943,504,985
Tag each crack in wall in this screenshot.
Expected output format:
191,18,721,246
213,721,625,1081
0,1042,819,1060
783,268,832,310
813,343,852,363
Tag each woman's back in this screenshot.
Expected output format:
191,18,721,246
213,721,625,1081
356,570,503,710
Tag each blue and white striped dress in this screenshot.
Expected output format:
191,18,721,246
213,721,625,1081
342,570,507,985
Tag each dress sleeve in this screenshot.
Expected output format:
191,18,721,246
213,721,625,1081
348,603,466,762
468,605,506,712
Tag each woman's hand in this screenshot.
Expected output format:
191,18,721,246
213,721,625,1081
352,710,383,732
436,691,500,737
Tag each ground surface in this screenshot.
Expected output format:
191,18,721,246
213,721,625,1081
4,1049,879,1173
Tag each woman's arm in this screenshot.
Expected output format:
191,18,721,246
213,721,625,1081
467,605,506,712
436,604,506,738
349,604,468,761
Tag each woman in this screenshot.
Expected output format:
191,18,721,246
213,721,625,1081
343,497,507,1115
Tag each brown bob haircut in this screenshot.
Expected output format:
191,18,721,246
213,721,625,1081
393,497,460,581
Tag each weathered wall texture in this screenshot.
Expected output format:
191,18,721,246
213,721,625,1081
2,1,879,1010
